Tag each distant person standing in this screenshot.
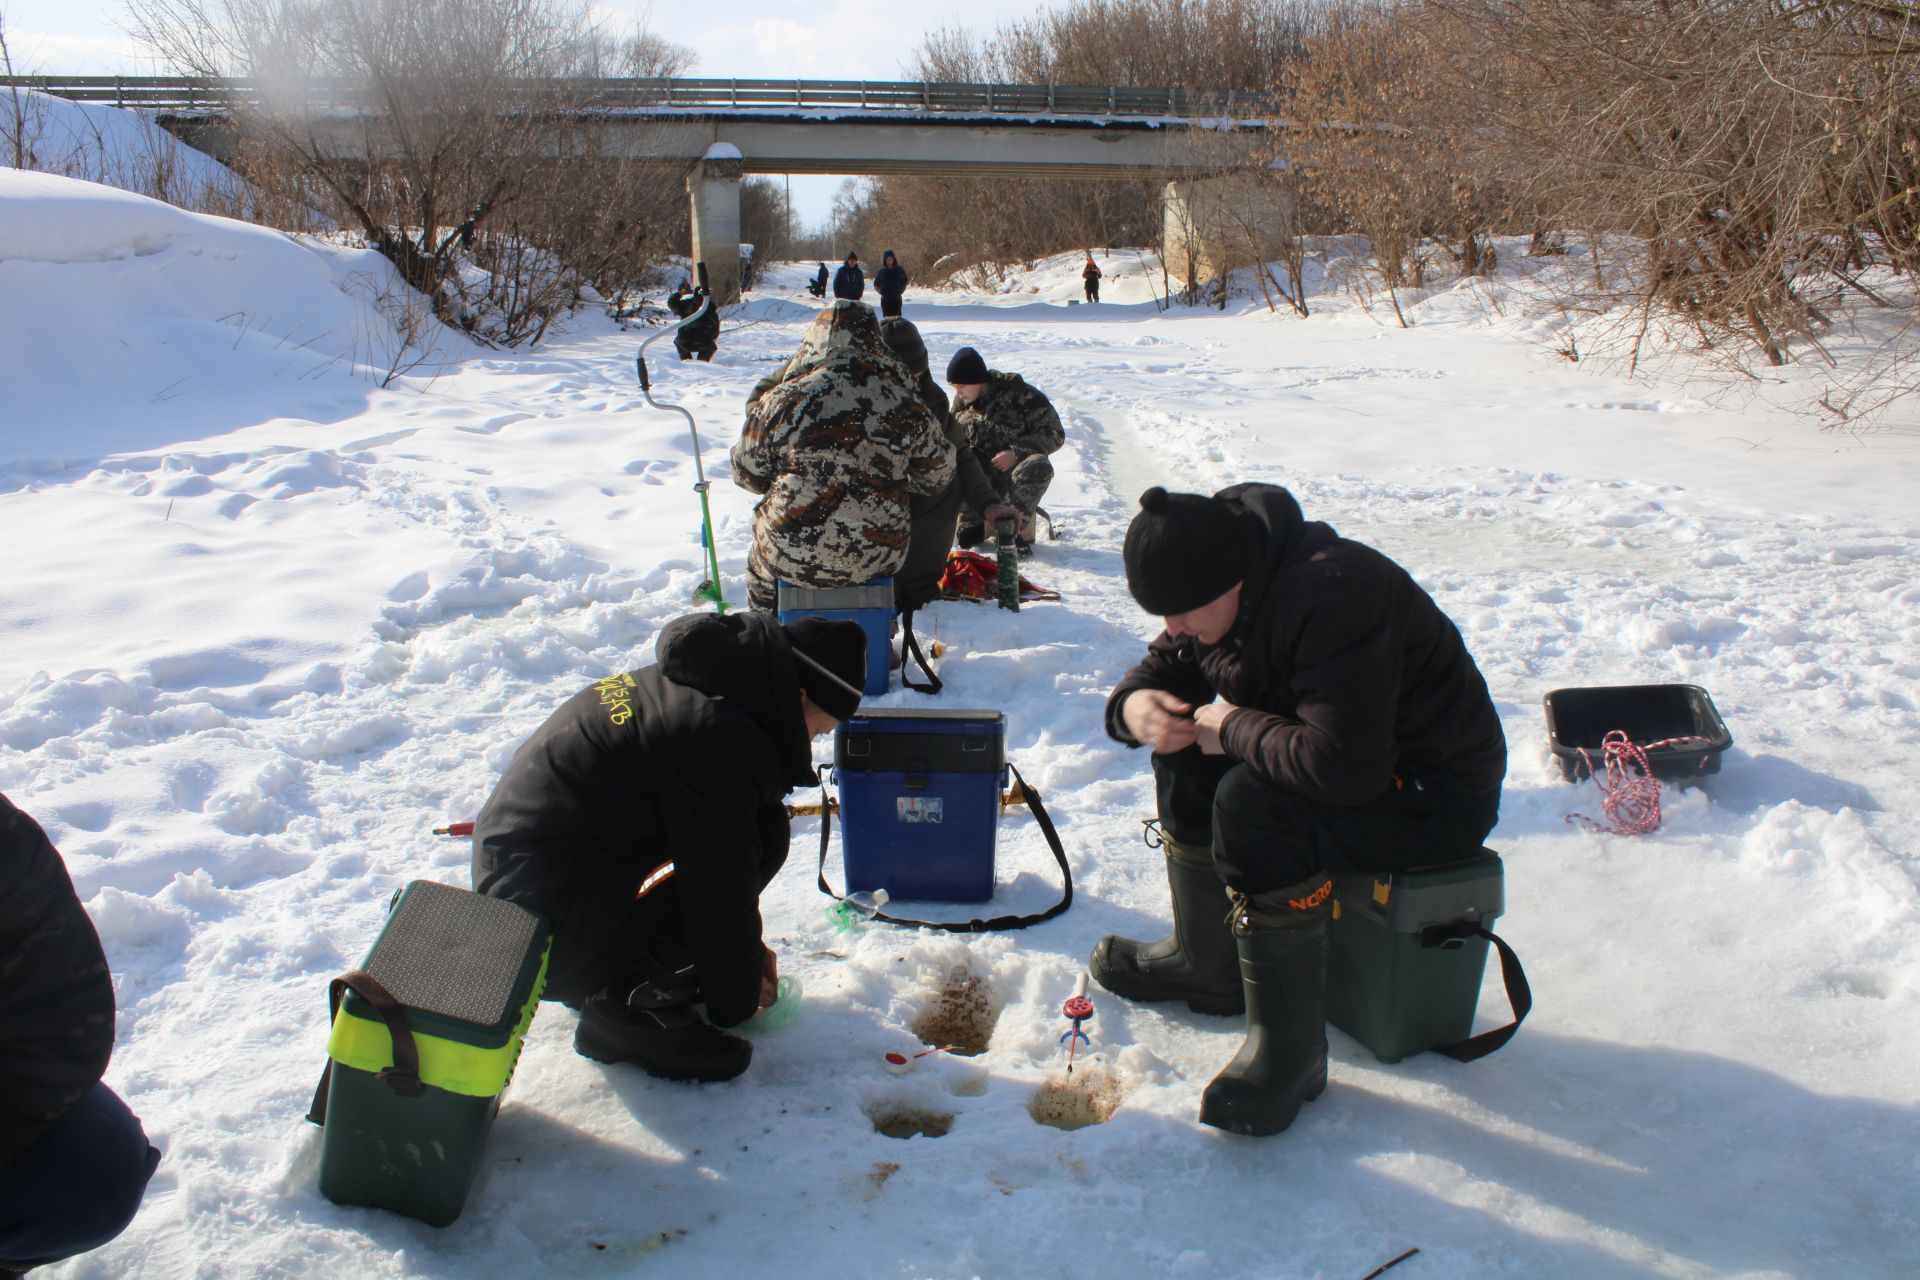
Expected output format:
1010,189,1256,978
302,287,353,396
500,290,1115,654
667,278,719,362
874,250,909,318
1083,253,1103,303
832,252,864,301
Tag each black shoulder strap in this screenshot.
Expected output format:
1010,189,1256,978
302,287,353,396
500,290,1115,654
813,763,1071,932
306,969,426,1126
1425,923,1532,1062
898,607,942,695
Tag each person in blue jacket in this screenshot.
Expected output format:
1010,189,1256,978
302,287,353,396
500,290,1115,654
832,252,864,301
0,795,161,1278
874,250,908,317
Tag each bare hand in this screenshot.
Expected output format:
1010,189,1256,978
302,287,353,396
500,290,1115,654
758,945,779,1009
1121,689,1198,754
1192,701,1238,755
991,449,1018,472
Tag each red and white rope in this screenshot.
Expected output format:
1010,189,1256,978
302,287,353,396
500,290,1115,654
1565,731,1707,836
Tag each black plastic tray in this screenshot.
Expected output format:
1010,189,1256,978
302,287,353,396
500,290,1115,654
1543,684,1732,781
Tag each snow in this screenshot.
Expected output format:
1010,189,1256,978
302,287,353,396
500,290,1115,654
3,170,1918,1280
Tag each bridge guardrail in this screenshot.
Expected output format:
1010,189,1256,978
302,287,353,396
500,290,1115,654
2,74,1274,119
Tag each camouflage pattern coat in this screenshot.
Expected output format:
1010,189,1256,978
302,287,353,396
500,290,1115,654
733,301,955,608
950,370,1066,517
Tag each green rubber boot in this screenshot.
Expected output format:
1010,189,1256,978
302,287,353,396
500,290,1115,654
1089,840,1244,1015
1199,873,1334,1136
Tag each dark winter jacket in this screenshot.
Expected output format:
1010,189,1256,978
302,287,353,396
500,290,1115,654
667,285,720,350
874,254,908,303
0,794,117,1169
1083,261,1102,281
832,262,865,300
472,612,820,1025
1106,483,1507,807
949,371,1066,483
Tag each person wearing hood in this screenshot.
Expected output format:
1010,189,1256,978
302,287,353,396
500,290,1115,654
472,611,870,1083
944,345,1065,556
733,300,955,611
1094,485,1506,1137
877,317,1012,610
1082,252,1102,303
873,250,909,318
1,795,162,1277
832,252,864,301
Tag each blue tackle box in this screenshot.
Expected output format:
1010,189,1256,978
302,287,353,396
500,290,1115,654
833,708,1007,901
778,579,893,697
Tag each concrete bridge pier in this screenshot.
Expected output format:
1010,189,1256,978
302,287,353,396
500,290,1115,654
1161,174,1293,301
687,143,744,305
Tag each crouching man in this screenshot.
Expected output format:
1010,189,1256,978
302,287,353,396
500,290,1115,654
1093,486,1506,1135
1,796,162,1278
472,612,867,1082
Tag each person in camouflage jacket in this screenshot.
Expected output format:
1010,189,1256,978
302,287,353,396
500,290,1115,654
943,346,1065,551
734,301,955,610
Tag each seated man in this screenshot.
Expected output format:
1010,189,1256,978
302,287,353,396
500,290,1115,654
1,795,161,1278
472,612,868,1083
807,263,829,298
1093,486,1506,1137
667,279,719,362
944,346,1065,557
733,300,954,612
877,317,1010,612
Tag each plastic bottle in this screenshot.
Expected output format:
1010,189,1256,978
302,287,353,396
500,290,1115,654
745,975,802,1033
826,888,891,933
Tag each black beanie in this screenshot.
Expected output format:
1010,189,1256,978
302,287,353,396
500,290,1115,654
784,617,867,721
946,346,988,384
879,317,929,375
1123,487,1248,616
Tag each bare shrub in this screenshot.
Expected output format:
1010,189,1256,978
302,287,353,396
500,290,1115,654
127,0,684,345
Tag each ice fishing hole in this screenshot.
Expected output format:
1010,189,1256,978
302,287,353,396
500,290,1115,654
866,1105,954,1140
1028,1067,1122,1131
909,965,997,1057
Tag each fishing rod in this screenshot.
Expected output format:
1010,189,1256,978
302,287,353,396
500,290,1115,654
635,265,729,612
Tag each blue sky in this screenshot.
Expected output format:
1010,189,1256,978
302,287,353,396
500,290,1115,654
2,0,1046,228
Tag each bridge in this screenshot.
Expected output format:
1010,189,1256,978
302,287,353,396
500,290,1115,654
8,75,1289,301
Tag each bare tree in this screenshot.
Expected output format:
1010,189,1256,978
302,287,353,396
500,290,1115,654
126,0,682,344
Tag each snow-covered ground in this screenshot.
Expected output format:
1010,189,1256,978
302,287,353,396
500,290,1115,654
3,167,1917,1280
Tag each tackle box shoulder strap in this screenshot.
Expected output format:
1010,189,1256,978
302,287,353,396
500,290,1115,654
1426,922,1532,1063
898,607,942,695
305,969,427,1126
813,763,1072,932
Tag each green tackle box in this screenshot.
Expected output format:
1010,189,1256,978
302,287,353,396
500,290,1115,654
313,879,551,1227
1327,852,1505,1064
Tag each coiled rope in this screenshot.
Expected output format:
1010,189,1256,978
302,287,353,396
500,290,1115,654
1565,730,1707,836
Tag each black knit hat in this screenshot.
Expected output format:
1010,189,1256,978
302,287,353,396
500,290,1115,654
784,617,867,721
879,317,929,375
1123,487,1248,616
946,346,988,385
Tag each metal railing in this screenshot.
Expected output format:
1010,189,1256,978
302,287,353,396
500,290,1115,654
1,74,1275,119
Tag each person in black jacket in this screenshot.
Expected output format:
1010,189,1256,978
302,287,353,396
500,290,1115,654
808,263,829,298
472,611,868,1082
874,250,908,318
832,252,864,301
1092,485,1506,1137
878,317,1016,611
1082,252,1102,303
0,795,161,1277
667,278,719,361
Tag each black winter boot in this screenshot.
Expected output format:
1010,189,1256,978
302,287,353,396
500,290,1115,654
1089,840,1243,1015
574,979,752,1083
1199,873,1334,1136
